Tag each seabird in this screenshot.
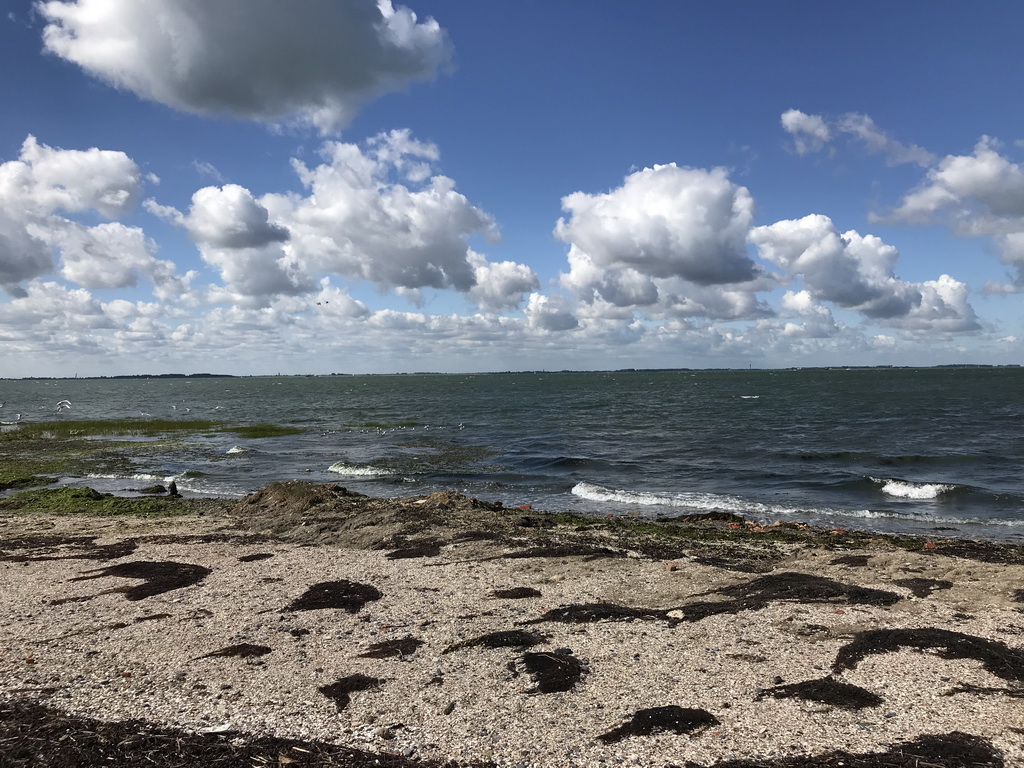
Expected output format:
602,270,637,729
56,400,71,413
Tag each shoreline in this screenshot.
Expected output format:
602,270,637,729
2,483,1023,767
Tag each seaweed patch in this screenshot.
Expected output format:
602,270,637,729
704,731,1003,767
0,535,138,562
502,545,624,561
678,572,901,622
318,674,384,712
834,627,1024,683
893,577,953,598
357,637,423,660
597,706,719,744
508,650,585,694
491,587,542,599
443,629,547,654
526,602,674,626
67,560,212,601
286,580,382,613
830,554,871,567
236,552,274,563
196,643,272,660
756,676,883,709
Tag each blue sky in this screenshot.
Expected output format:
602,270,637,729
2,0,1024,376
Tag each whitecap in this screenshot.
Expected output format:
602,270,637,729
225,445,250,455
327,461,395,477
871,477,955,500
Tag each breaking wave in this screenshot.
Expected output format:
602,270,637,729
327,461,395,477
870,477,958,500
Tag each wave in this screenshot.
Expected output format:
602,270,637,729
570,481,1023,530
225,445,250,455
327,461,396,478
869,476,957,500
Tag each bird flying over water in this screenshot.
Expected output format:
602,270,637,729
56,400,71,413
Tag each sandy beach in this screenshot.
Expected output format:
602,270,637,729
2,482,1023,767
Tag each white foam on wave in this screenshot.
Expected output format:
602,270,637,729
572,481,1022,530
327,461,395,477
225,445,250,455
871,477,955,500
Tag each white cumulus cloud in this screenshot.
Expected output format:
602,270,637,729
781,109,831,155
38,0,452,132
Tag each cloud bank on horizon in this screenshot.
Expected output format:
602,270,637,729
1,0,1023,375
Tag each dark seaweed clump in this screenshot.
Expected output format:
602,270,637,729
597,706,719,744
385,541,442,559
0,699,433,768
0,535,139,563
491,587,542,599
237,552,275,563
443,629,547,654
287,580,382,613
834,628,1024,683
704,731,1003,767
502,545,624,561
197,643,272,660
318,674,384,711
357,637,423,660
756,676,883,709
679,572,901,622
830,554,871,567
67,560,212,601
526,602,674,626
893,577,953,598
508,650,585,693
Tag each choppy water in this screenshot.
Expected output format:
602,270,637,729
2,367,1023,541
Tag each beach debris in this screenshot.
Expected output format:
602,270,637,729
236,552,275,562
597,706,719,744
502,544,625,561
196,643,272,660
0,534,138,563
508,649,585,693
318,674,384,712
491,586,542,599
834,627,1024,683
68,560,212,601
286,580,381,613
943,682,1024,699
357,637,424,660
756,676,884,709
893,577,954,598
525,602,676,626
704,732,1003,767
385,541,442,559
443,629,547,654
676,572,901,622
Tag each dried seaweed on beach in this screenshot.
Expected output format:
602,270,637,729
357,636,424,659
702,731,1004,767
508,650,585,693
196,643,272,660
501,544,625,561
0,699,430,768
755,676,883,709
237,552,275,562
892,577,953,598
66,560,212,601
286,580,382,613
526,602,675,626
443,629,547,654
597,705,719,744
834,627,1024,683
491,586,542,599
678,572,901,622
386,541,442,559
0,535,139,562
318,674,384,711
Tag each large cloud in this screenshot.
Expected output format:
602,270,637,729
38,0,452,132
554,164,767,322
555,164,757,286
0,135,143,295
149,131,537,309
750,214,979,330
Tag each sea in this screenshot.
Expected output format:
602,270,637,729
2,367,1022,542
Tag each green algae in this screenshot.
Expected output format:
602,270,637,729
0,487,193,517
